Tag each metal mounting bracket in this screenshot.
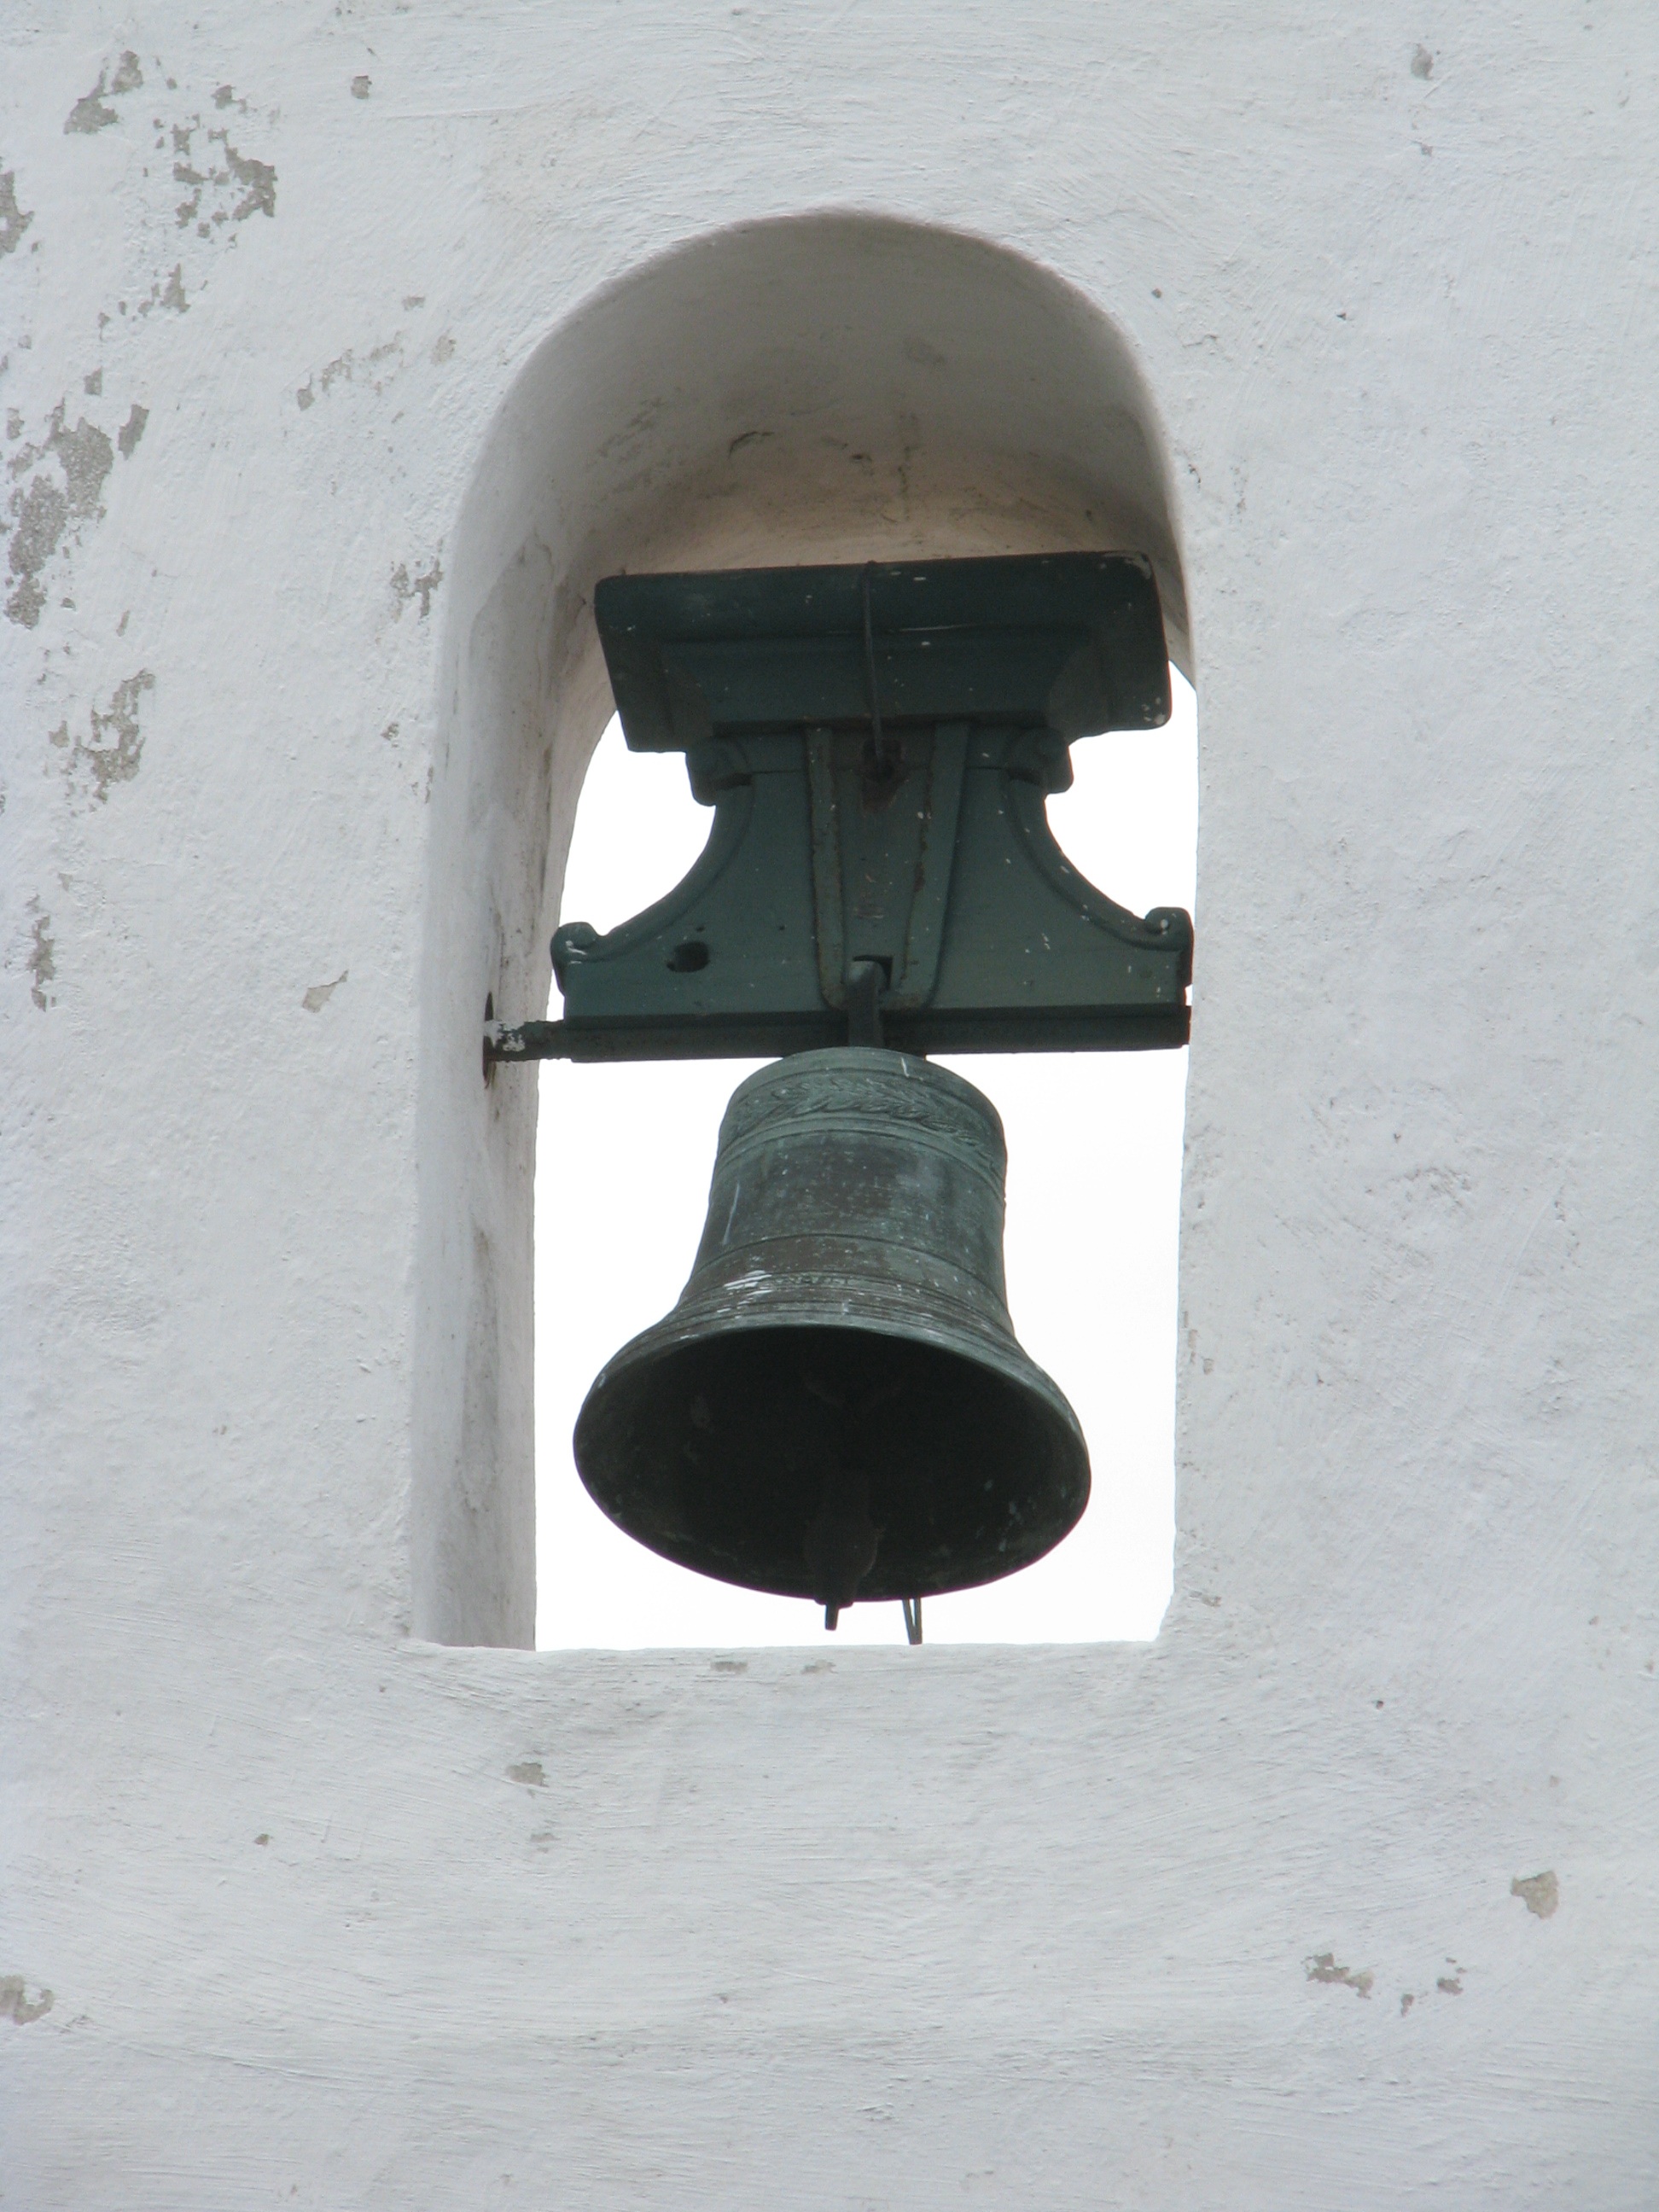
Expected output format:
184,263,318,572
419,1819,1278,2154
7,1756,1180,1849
488,552,1193,1064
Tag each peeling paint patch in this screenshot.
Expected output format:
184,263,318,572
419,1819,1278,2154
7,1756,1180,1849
5,401,119,625
53,671,154,802
212,131,276,221
352,74,372,99
65,83,117,135
302,970,347,1012
1511,1869,1558,1918
166,109,275,236
506,1761,545,1786
118,404,148,458
0,170,33,256
296,338,405,412
49,411,114,516
0,1976,54,2024
299,353,348,410
1305,1952,1373,1998
390,556,443,619
125,265,188,319
83,671,153,799
26,900,55,1010
7,475,67,627
65,52,143,134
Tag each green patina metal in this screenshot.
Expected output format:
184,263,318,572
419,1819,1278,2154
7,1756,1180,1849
572,1049,1091,1620
487,550,1193,1063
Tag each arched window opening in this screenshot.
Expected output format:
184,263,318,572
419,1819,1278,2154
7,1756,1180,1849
535,668,1196,1646
417,212,1194,1649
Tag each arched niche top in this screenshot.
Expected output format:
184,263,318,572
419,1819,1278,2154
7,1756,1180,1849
414,212,1188,1646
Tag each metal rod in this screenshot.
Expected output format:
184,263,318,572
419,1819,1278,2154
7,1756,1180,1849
484,1008,1194,1066
846,960,885,1047
484,1003,1191,1064
860,562,883,754
859,562,899,785
903,1597,923,1644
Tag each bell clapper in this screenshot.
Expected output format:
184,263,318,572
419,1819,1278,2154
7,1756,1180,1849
804,1458,882,1631
902,1596,923,1645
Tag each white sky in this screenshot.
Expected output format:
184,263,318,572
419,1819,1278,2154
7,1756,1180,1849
535,671,1196,1648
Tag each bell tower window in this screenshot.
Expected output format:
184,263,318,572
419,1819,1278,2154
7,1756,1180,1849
416,212,1196,1651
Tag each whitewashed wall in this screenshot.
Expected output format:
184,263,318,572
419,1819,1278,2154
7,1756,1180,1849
3,5,1656,2204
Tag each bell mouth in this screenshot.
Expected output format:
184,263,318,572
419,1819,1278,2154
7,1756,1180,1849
573,1311,1090,1604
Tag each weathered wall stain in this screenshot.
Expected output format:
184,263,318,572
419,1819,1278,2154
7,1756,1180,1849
5,406,114,627
61,63,276,352
26,900,55,1010
1512,1870,1558,1918
296,337,404,411
41,411,113,516
49,672,155,803
390,556,443,619
297,352,353,410
172,121,276,233
5,399,127,626
6,474,69,627
506,1761,545,1786
0,168,33,255
1305,1952,1373,1998
0,1976,53,2024
302,971,347,1012
118,404,148,458
64,51,143,135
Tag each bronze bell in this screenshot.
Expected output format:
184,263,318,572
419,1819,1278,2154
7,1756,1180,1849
573,1047,1090,1625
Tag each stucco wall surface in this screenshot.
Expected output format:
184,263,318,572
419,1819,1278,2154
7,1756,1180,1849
3,4,1656,2205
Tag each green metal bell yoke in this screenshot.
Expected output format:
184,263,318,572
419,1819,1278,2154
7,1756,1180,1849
487,550,1192,1066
